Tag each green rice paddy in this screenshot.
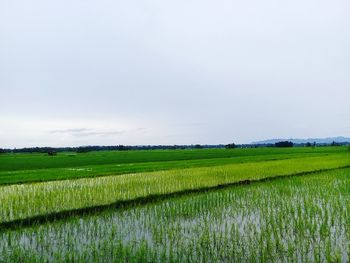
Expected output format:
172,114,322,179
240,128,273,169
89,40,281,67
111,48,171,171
0,147,345,185
0,147,349,262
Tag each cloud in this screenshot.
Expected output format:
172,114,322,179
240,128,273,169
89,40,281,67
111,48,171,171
72,131,125,137
49,128,125,137
50,128,90,134
1,0,349,147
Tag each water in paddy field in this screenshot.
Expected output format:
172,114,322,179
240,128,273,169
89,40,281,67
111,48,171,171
0,169,349,262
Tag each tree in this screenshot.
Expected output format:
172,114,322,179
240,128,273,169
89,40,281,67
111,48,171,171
225,143,236,149
330,141,338,147
76,147,90,153
305,142,312,147
116,145,130,151
47,151,57,156
275,141,293,148
0,148,5,154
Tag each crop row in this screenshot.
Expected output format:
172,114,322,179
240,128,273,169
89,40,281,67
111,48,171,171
0,154,349,223
1,147,344,172
0,152,326,185
1,168,349,262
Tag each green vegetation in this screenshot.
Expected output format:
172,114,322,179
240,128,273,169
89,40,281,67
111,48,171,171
0,147,349,261
0,153,332,185
0,147,345,172
1,168,349,262
0,154,349,224
0,147,347,185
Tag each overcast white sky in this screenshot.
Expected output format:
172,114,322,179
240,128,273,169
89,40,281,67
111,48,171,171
1,0,349,148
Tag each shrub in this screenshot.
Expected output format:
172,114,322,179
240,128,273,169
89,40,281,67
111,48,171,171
225,143,236,149
275,141,293,148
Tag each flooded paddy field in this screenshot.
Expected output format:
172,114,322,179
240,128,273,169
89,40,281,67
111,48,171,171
1,168,349,262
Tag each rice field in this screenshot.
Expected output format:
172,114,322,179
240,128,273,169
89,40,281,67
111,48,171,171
1,154,349,224
0,147,349,262
1,147,343,172
1,168,349,262
1,147,343,185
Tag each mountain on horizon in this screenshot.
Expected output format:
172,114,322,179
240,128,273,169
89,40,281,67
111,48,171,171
252,136,350,145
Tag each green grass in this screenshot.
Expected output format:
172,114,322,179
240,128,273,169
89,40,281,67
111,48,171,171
0,154,349,224
0,153,329,185
1,147,349,261
1,168,349,262
0,147,347,185
0,147,345,171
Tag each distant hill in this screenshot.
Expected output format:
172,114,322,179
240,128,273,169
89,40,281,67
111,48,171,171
252,136,350,145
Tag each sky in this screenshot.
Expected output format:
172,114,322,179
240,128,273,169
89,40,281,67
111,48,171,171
1,0,349,148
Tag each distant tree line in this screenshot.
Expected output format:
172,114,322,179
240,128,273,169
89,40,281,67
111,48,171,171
0,141,349,155
0,144,226,154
